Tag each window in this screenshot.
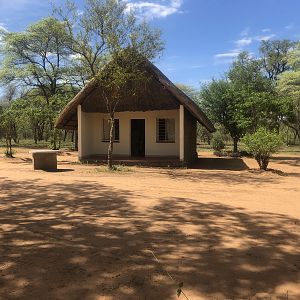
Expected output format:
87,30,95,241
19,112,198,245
103,119,119,142
156,118,175,143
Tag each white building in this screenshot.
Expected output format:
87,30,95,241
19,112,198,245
55,60,215,165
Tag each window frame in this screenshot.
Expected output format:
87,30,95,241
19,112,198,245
102,118,120,143
156,118,175,143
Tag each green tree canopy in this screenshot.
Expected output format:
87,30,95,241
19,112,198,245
260,39,296,81
200,79,243,152
277,43,300,140
0,17,72,102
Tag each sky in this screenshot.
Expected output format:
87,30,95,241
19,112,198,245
0,0,300,89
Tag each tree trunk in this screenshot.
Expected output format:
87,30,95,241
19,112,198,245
38,124,45,141
233,138,239,153
34,127,38,144
107,118,115,170
5,134,13,157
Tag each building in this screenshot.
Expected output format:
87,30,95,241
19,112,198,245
55,59,215,165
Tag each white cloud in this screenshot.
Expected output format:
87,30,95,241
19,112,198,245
235,37,252,47
262,28,271,33
214,27,276,64
69,54,82,60
255,33,276,41
285,23,294,30
125,0,183,19
215,50,240,59
240,27,250,37
214,49,241,64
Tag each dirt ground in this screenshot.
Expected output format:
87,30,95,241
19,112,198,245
0,148,299,300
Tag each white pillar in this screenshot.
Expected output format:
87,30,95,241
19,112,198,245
77,105,83,159
179,105,184,161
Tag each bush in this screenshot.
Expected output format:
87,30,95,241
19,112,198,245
242,128,282,170
212,132,225,152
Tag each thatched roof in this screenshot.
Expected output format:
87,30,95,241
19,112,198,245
55,59,215,132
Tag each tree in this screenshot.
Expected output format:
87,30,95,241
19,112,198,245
0,17,71,102
176,83,213,144
242,128,282,170
211,132,225,152
276,44,300,142
97,49,162,169
228,52,281,133
200,79,243,152
53,0,163,82
0,17,75,149
0,105,19,157
201,52,283,152
55,0,163,169
260,40,295,81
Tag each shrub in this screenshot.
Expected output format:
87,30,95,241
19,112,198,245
212,132,225,152
242,128,282,170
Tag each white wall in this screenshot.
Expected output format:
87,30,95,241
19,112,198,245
78,109,180,157
78,105,96,158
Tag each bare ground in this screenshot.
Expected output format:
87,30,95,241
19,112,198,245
0,148,299,300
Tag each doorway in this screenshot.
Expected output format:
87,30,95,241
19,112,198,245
131,119,145,157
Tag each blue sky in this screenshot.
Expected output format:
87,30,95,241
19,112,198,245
0,0,300,89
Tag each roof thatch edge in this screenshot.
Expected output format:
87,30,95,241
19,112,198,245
55,60,215,132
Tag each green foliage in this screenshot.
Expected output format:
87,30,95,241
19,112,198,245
201,52,284,153
54,0,164,168
276,42,300,142
228,52,281,132
0,105,19,157
211,132,225,151
54,0,164,80
260,39,295,81
0,0,163,158
0,17,77,149
242,128,282,170
200,79,243,152
0,17,71,97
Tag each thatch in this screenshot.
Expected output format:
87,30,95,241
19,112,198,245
55,59,215,132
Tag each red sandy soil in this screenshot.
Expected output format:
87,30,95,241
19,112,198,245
0,148,299,300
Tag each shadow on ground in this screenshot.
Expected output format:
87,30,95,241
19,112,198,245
271,156,300,167
0,178,299,299
192,157,249,171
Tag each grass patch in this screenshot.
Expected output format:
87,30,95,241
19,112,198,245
0,139,75,150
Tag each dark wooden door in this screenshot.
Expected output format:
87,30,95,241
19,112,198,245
131,119,145,157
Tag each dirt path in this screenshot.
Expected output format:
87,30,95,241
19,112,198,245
0,148,299,299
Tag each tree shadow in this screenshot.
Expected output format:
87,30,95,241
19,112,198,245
160,169,280,185
191,157,249,171
271,156,300,167
43,168,75,173
0,178,299,299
